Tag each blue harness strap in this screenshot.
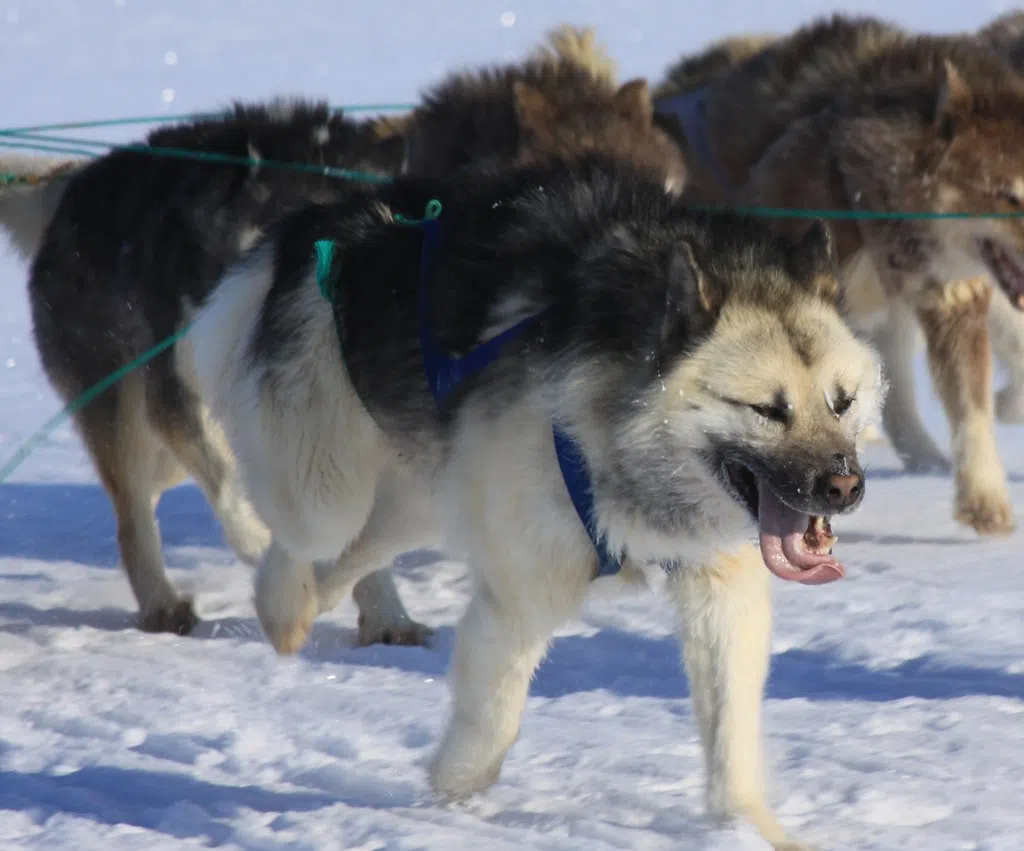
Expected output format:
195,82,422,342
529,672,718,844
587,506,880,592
315,199,625,579
552,428,623,577
412,207,546,405
655,87,735,196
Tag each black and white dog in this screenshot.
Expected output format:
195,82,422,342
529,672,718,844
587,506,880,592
191,155,885,849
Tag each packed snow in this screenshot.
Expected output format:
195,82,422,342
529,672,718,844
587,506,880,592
0,2,1022,849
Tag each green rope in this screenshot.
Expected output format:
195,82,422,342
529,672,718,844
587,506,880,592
4,129,1022,221
0,139,99,160
0,103,415,138
0,325,191,483
2,131,395,184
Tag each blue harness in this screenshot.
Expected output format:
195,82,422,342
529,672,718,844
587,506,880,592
314,200,624,578
654,87,735,196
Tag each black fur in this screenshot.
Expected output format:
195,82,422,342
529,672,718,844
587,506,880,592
29,99,402,422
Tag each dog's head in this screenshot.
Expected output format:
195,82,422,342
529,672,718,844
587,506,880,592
562,208,884,582
922,59,1024,309
837,55,1024,309
512,78,688,194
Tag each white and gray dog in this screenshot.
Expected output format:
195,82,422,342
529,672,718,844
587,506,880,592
191,155,885,849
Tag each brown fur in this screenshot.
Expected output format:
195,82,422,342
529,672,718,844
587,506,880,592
653,33,778,98
978,10,1024,71
675,13,1024,535
403,25,687,190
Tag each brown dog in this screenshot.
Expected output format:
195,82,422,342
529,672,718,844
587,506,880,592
656,13,1024,536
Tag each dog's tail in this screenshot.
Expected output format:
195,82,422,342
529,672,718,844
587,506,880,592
0,153,85,262
529,24,618,84
654,33,777,98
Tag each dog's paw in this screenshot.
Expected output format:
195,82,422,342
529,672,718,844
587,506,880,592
253,558,319,655
255,594,317,655
996,386,1024,424
428,749,502,802
139,596,199,636
955,486,1016,536
357,613,434,648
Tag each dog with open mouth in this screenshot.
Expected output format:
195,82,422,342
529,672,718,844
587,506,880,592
654,12,1024,537
189,155,885,848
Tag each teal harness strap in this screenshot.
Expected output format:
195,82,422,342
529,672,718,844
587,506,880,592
314,239,338,301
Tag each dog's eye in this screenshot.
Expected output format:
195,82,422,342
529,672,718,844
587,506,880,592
832,394,854,416
750,403,789,424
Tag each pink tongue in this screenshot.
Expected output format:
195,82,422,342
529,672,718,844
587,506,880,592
756,480,845,585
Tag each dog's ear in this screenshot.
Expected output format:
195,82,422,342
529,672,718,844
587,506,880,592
934,59,972,141
513,81,557,138
612,78,654,127
787,219,841,305
663,240,720,347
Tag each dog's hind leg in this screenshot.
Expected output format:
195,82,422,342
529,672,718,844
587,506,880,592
147,384,271,568
77,377,198,634
674,545,808,851
314,466,440,647
870,302,950,473
915,278,1015,535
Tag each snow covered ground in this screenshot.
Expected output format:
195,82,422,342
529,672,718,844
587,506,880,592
1,2,1022,849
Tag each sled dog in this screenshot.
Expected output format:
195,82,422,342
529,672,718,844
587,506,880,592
191,155,885,849
655,13,1024,535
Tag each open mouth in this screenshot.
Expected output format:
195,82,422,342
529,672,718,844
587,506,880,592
980,238,1024,310
723,461,845,586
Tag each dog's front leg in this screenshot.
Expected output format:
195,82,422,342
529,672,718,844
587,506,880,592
429,552,591,800
674,545,809,851
914,277,1015,535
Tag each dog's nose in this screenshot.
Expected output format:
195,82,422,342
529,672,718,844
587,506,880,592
826,471,863,509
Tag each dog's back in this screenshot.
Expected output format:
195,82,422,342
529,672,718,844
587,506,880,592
404,25,686,189
31,99,400,401
654,33,777,99
697,14,906,182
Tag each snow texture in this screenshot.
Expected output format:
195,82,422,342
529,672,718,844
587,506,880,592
0,2,1022,849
